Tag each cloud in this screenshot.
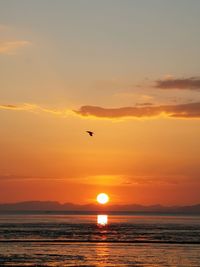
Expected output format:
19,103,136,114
121,174,196,186
0,104,32,110
74,102,200,119
155,77,200,90
135,102,154,106
0,174,73,181
0,40,31,55
1,102,200,120
0,103,73,117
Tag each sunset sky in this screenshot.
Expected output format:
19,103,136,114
0,0,200,205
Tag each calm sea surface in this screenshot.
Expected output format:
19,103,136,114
0,213,200,266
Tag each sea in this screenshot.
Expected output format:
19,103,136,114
0,212,200,266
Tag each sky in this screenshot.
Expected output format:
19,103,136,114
0,0,200,205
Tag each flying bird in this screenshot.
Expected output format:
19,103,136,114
86,131,94,136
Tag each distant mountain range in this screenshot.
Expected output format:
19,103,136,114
0,201,200,214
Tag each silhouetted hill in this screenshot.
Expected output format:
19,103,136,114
0,201,200,214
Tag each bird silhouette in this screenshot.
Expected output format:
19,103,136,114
86,131,94,136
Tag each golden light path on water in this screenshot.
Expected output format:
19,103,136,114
97,215,108,226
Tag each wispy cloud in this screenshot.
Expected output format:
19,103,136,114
0,173,198,186
135,102,154,106
0,174,77,181
155,77,200,91
0,103,71,116
74,102,200,119
0,104,30,110
121,174,196,186
73,174,193,186
0,40,31,55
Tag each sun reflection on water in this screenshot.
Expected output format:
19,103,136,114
97,215,108,226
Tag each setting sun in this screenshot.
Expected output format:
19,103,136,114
96,193,109,204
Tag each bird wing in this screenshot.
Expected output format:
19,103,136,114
86,131,94,136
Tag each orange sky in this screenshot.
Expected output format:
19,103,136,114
0,1,200,205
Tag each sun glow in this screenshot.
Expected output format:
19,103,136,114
97,193,109,204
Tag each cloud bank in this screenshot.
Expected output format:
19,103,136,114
155,77,200,90
75,102,200,119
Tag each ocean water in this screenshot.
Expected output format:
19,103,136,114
0,213,200,266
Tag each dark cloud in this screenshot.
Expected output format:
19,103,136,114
74,102,200,119
155,77,200,90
